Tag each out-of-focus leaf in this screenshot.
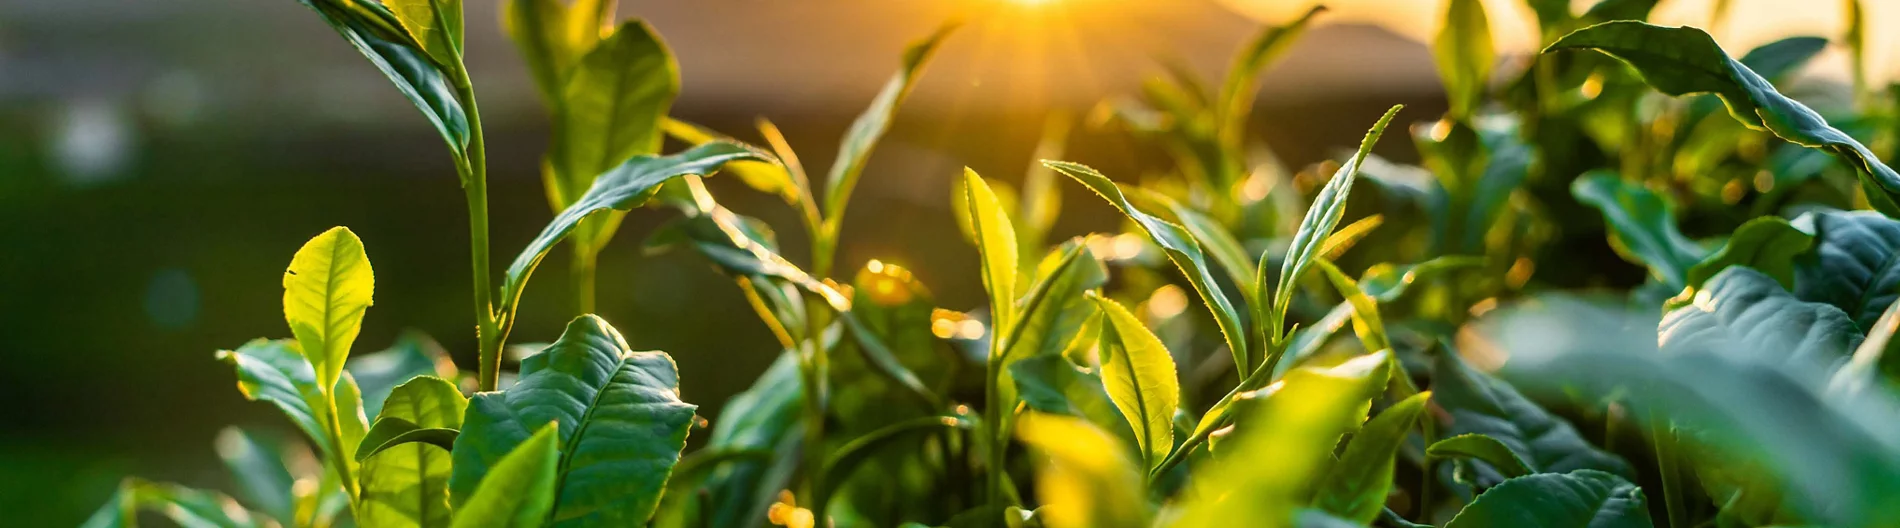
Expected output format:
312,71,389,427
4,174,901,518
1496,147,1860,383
1359,256,1483,303
348,330,458,418
660,118,802,205
822,24,955,229
217,339,336,461
213,428,296,526
1009,355,1132,444
1662,267,1860,374
283,226,374,395
998,242,1107,407
1684,216,1812,291
822,414,976,504
1547,22,1900,216
386,0,463,66
1314,391,1431,523
82,478,262,528
1016,412,1151,528
1267,106,1403,352
1443,470,1653,527
1091,294,1181,471
1172,353,1391,526
1571,171,1704,289
1793,210,1900,332
548,21,680,255
289,0,469,159
449,423,560,528
1433,348,1631,486
1046,160,1250,370
692,351,804,528
450,316,698,526
1163,198,1256,299
1218,5,1326,162
965,168,1021,344
1738,36,1828,83
499,142,768,327
1434,0,1494,119
1580,0,1659,23
1428,433,1534,479
501,0,614,104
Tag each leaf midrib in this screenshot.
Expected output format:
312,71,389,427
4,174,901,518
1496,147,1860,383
544,352,636,524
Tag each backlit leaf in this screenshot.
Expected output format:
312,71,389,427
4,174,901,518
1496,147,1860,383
1429,433,1534,479
550,21,679,254
387,0,463,66
1016,412,1151,528
283,226,374,394
822,24,955,228
1314,391,1431,523
1685,216,1812,291
1091,294,1181,471
1434,0,1494,119
964,169,1021,344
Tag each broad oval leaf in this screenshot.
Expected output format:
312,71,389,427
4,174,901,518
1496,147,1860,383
1314,391,1431,523
387,0,463,66
1266,105,1403,350
360,426,456,527
1546,21,1900,216
1091,294,1181,471
1793,209,1900,331
450,423,561,528
283,226,374,394
1662,267,1860,373
1016,412,1151,528
964,169,1020,342
1045,160,1250,371
1433,348,1631,486
357,375,467,462
1685,216,1812,291
550,21,680,255
1428,433,1534,479
450,315,698,526
1571,171,1703,290
499,142,769,325
1443,470,1653,528
291,0,468,159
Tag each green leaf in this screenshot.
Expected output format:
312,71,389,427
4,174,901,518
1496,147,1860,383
1545,21,1900,217
501,0,614,103
822,414,976,504
1571,170,1704,290
1581,0,1659,22
1219,5,1326,152
1737,36,1828,83
337,372,370,464
283,226,375,395
694,351,803,528
1313,258,1389,352
1685,216,1812,291
549,21,680,253
358,376,467,462
291,0,468,159
82,478,263,528
1359,256,1483,303
360,426,455,526
349,331,459,418
821,24,955,230
1090,294,1181,471
359,418,459,462
450,423,561,528
1045,160,1250,371
213,428,297,526
1161,197,1255,301
1173,353,1391,526
1434,0,1494,118
1663,267,1860,373
1016,412,1152,528
450,315,698,526
1314,391,1431,523
217,339,334,459
1793,209,1900,332
387,0,463,66
1433,349,1631,486
1428,433,1534,479
964,168,1021,344
1267,105,1403,348
1444,470,1654,527
998,241,1107,408
499,142,768,326
661,118,803,206
1009,356,1129,442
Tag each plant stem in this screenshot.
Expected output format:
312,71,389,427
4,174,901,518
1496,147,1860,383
984,346,1004,508
801,300,831,525
571,243,597,315
449,65,501,392
1652,414,1688,528
324,393,361,510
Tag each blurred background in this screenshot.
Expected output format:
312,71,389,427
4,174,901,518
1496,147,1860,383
2,0,1895,523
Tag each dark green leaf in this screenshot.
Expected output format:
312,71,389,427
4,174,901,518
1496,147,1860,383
499,142,769,325
1685,216,1812,291
290,0,468,160
216,339,336,460
450,423,561,528
1571,170,1704,289
1444,470,1653,527
1045,160,1250,371
1737,36,1828,83
1314,391,1431,523
450,315,698,526
998,241,1107,407
1546,22,1900,216
1662,267,1860,373
1091,294,1181,471
1428,433,1534,479
357,375,465,461
348,330,459,418
691,351,803,528
1792,209,1900,331
822,414,975,504
1433,348,1631,486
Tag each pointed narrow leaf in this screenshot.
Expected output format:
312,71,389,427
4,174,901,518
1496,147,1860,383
1546,21,1900,216
964,169,1021,341
1434,349,1631,486
1429,433,1534,479
291,0,468,159
1017,412,1152,528
1164,199,1255,299
1571,171,1703,289
359,418,459,462
1266,105,1402,349
450,315,698,526
1434,0,1494,118
1004,242,1107,361
1091,294,1180,471
1219,5,1325,146
500,142,768,322
1315,392,1431,523
1793,210,1900,331
1313,258,1388,352
1445,470,1654,527
450,423,561,528
217,339,335,458
1046,160,1250,370
822,24,955,223
1685,216,1811,291
82,478,261,528
387,0,464,65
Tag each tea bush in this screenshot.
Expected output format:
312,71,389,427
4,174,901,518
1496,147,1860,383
83,0,1900,527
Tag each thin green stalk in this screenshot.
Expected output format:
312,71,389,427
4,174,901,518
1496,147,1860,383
571,243,598,315
1652,415,1688,528
984,346,1005,508
449,64,501,392
802,298,832,524
323,392,361,511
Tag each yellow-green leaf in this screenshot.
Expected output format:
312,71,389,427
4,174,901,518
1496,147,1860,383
965,168,1020,342
1091,294,1180,472
283,226,375,395
1016,412,1152,528
388,0,464,66
1314,391,1431,523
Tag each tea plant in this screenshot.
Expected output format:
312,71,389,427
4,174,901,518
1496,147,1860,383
82,0,1900,527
